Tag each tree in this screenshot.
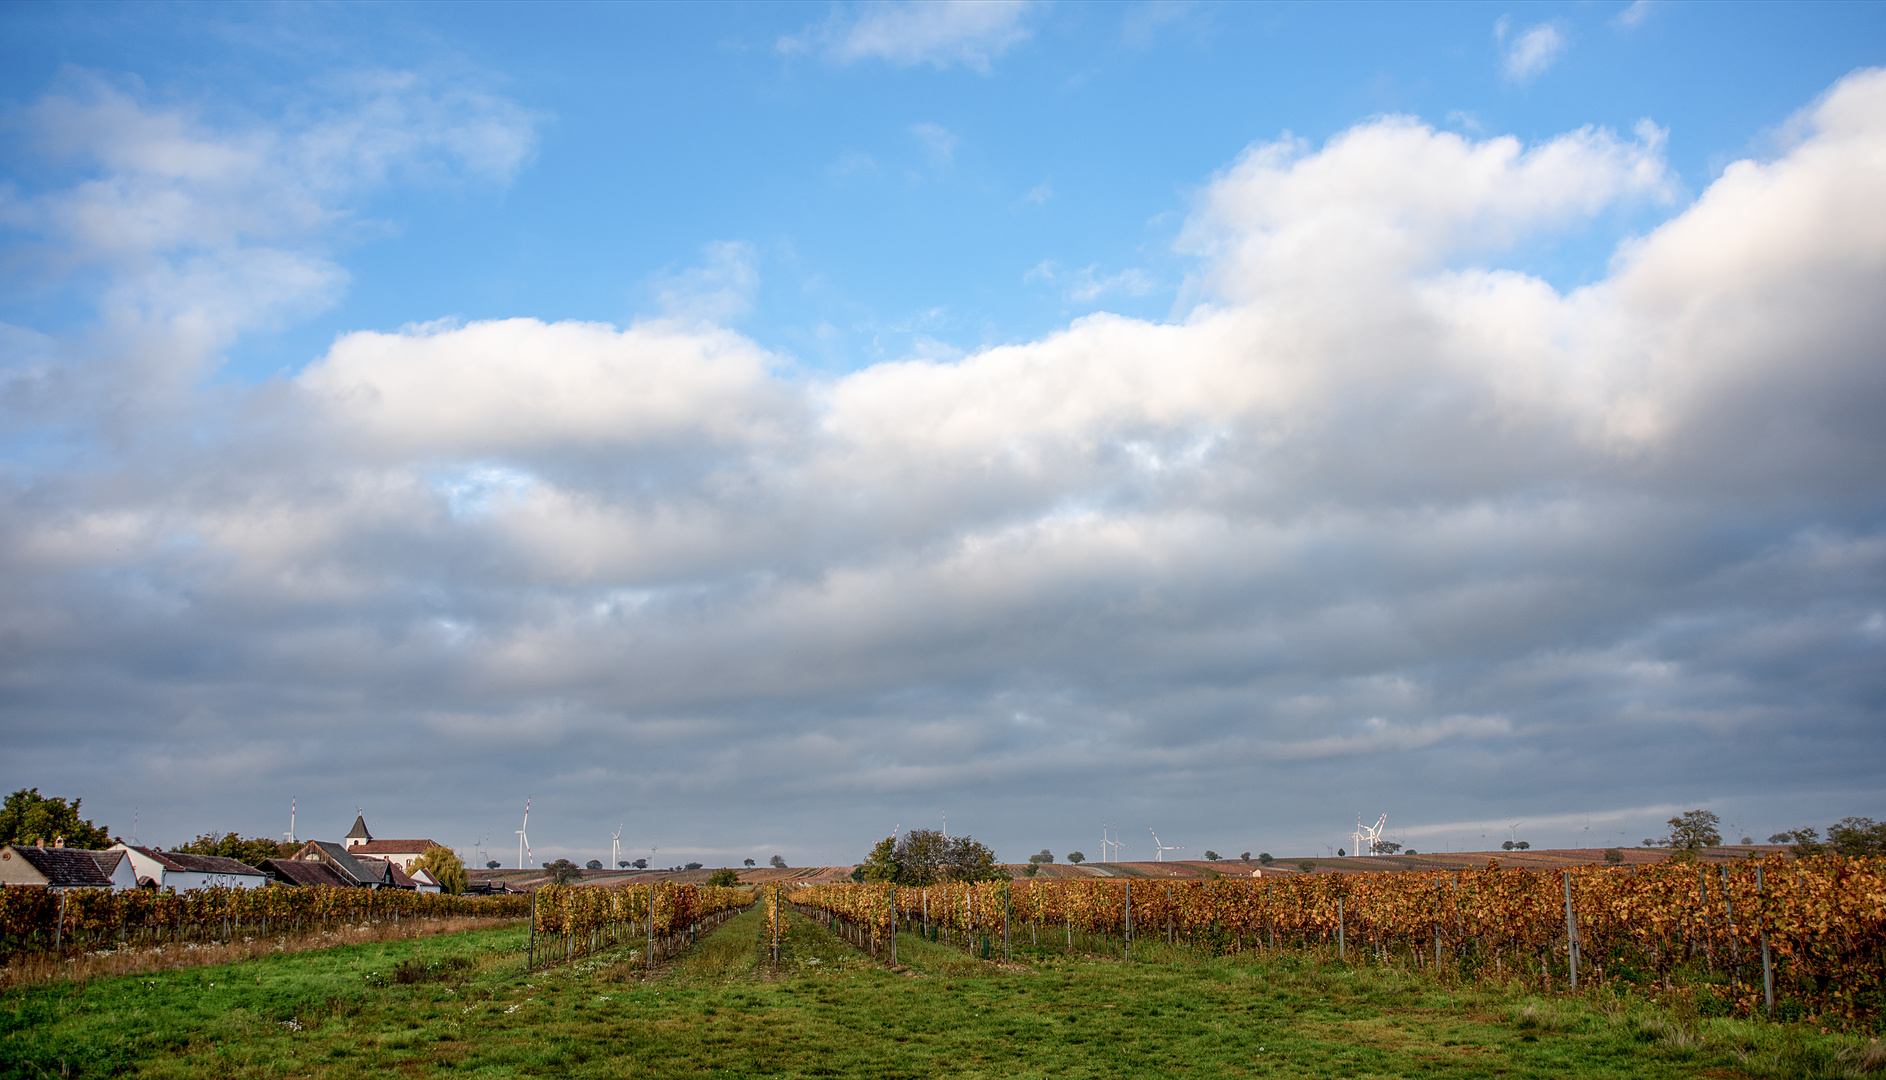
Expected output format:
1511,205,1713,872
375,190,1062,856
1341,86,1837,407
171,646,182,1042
859,836,901,883
1258,853,1274,865
744,858,756,867
0,789,114,849
543,858,583,885
1371,840,1402,855
1029,849,1054,864
1515,841,1530,850
487,860,501,870
618,861,630,868
1066,851,1085,864
412,845,468,895
1241,852,1252,862
586,859,603,870
684,862,703,870
770,855,787,868
1661,810,1722,850
1022,863,1039,877
853,829,1008,886
1204,850,1221,861
1298,861,1314,872
1604,848,1624,864
174,832,290,867
705,868,740,887
1827,817,1886,857
1502,840,1516,851
1740,837,1754,845
1766,833,1793,844
632,858,648,869
1336,848,1345,857
1405,849,1418,855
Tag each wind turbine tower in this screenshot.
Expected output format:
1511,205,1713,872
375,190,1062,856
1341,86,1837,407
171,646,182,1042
283,798,297,846
515,799,532,869
1149,828,1184,861
611,824,623,869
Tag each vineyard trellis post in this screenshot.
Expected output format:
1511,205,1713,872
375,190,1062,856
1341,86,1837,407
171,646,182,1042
1562,871,1579,993
1719,865,1742,987
1337,898,1345,960
54,891,65,953
1003,881,1011,962
647,884,657,970
1757,864,1774,1016
527,890,536,970
1123,883,1132,961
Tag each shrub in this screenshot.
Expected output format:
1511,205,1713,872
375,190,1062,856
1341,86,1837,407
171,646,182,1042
705,868,740,887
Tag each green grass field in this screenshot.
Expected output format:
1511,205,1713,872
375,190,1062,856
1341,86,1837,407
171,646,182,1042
4,905,1880,1079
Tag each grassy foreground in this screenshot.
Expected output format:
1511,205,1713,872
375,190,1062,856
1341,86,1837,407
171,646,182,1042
4,905,1881,1079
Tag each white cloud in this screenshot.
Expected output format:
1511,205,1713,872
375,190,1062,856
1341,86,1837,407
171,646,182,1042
910,122,959,168
1496,17,1568,83
780,1,1033,73
1614,1,1652,29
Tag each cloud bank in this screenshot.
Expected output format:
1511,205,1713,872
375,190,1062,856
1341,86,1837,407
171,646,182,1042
4,68,1884,863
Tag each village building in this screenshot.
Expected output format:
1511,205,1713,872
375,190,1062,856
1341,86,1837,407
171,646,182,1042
260,839,438,891
0,841,139,891
108,844,268,891
341,815,446,873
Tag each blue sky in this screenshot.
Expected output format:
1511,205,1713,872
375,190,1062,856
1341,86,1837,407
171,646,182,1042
2,2,1884,867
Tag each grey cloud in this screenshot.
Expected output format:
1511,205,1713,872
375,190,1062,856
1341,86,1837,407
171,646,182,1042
3,71,1885,865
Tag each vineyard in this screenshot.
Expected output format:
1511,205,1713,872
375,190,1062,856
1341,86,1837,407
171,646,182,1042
0,884,529,960
527,881,752,968
789,854,1886,1026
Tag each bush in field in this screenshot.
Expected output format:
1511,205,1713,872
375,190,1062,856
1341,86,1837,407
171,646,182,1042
543,858,583,885
1604,848,1624,864
1298,861,1314,872
1204,851,1221,861
705,867,741,887
685,862,703,870
1067,851,1084,864
1029,849,1054,863
412,844,468,895
744,858,755,867
486,860,500,869
586,860,603,870
770,855,787,868
1022,863,1039,877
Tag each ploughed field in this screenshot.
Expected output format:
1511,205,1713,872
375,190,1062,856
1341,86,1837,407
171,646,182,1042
6,900,1880,1079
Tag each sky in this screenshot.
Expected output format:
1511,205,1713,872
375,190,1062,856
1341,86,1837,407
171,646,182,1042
2,1,1884,869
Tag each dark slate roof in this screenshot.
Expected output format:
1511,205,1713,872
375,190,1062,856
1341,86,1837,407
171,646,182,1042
259,858,353,888
348,839,439,855
14,845,116,887
158,851,265,876
307,841,374,885
346,815,372,841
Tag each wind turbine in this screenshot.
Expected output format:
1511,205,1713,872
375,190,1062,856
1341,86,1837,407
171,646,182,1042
1353,814,1387,856
1149,828,1184,862
611,825,623,869
515,799,532,869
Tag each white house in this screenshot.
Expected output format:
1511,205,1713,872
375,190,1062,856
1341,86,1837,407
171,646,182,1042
110,844,268,891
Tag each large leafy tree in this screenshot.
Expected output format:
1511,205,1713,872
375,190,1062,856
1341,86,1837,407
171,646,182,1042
174,832,292,867
1827,817,1886,857
1662,810,1723,850
856,829,1009,885
0,788,113,848
411,844,468,894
